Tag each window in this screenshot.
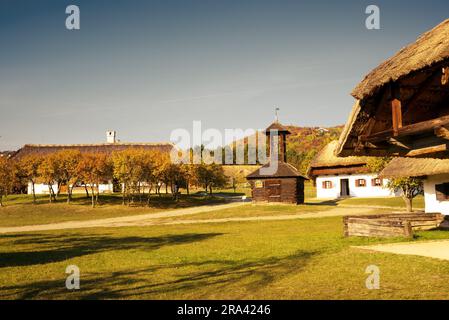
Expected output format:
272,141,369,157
435,183,449,201
254,180,264,188
355,179,366,187
371,178,383,187
322,181,333,189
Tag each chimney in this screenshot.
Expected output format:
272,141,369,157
106,130,117,143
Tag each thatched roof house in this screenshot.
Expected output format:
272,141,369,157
337,19,449,158
308,141,369,179
12,142,173,160
308,141,394,199
381,156,449,215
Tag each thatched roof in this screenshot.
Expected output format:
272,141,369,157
312,141,367,167
337,18,449,157
381,157,449,178
352,19,449,100
309,141,370,178
246,161,307,179
12,142,174,160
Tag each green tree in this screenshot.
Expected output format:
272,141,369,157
386,178,423,212
366,156,422,212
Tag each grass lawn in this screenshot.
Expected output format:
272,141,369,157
0,194,226,228
214,182,424,209
157,203,386,222
1,216,449,299
335,195,425,209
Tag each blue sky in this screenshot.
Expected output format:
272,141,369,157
1,0,449,149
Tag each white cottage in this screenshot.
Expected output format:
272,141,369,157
12,131,173,195
381,157,449,215
308,141,395,199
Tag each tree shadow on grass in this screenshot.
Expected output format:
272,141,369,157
304,199,340,206
0,232,223,268
0,250,316,299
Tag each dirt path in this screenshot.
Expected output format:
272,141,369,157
0,204,379,234
355,240,449,261
0,202,247,234
152,207,381,226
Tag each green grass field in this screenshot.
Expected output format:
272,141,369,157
0,182,440,300
0,194,226,227
1,216,449,299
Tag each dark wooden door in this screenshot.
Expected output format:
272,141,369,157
340,179,349,197
266,179,281,202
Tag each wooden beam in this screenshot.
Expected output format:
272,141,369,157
387,137,411,149
435,126,449,140
443,67,449,86
391,99,402,136
405,69,441,109
363,114,449,143
405,144,448,157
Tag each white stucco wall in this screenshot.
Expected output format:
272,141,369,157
316,174,395,199
28,183,59,195
423,173,449,215
28,183,113,195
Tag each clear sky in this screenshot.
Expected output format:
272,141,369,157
1,0,449,150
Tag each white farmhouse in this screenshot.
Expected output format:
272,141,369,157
381,157,449,215
12,131,173,195
308,141,395,199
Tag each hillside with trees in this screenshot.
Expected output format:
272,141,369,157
285,125,343,174
225,125,343,175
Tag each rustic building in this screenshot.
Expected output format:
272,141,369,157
11,131,173,195
246,121,307,204
337,18,449,158
308,141,396,199
381,157,449,215
336,18,449,215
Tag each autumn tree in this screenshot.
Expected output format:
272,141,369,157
57,150,82,203
386,178,423,212
195,163,227,195
77,153,113,207
152,152,171,196
38,153,62,202
0,157,14,207
112,149,141,205
17,154,43,204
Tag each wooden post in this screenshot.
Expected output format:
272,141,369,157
391,99,402,136
403,221,413,238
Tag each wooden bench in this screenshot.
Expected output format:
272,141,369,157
343,213,446,238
